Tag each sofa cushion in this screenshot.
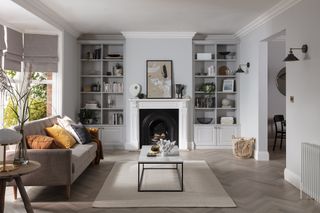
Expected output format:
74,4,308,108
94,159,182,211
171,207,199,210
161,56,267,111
45,124,76,149
71,123,92,144
71,143,97,181
57,116,81,143
26,135,59,149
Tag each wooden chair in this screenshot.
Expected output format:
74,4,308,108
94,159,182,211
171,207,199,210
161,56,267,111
273,114,286,151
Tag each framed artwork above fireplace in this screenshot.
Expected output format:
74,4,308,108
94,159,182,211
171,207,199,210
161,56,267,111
146,60,173,99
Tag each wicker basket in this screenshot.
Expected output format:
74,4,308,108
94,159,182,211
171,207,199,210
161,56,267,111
232,136,255,159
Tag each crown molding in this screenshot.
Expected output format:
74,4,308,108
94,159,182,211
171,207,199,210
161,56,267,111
78,34,125,41
122,32,196,39
235,0,302,38
193,34,239,44
12,0,80,37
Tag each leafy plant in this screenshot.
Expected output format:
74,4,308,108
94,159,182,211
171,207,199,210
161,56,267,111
79,109,94,123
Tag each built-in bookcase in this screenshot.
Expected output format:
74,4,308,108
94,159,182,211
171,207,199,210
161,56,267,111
193,40,239,148
80,43,124,126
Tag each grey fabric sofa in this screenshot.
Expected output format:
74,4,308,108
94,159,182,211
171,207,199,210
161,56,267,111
9,115,97,199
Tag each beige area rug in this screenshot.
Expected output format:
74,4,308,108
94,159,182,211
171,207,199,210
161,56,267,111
93,161,236,208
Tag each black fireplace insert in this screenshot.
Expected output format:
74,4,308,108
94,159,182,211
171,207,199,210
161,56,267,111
139,109,178,148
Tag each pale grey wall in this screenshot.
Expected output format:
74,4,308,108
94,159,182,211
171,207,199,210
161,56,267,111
268,40,286,139
124,38,193,145
239,0,320,186
61,32,80,120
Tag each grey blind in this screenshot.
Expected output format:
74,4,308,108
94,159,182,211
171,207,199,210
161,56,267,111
0,25,5,58
4,28,23,71
24,34,58,72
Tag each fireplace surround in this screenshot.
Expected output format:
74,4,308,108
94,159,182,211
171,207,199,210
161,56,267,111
128,98,191,150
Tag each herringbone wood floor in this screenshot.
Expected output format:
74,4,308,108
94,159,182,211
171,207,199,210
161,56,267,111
4,147,320,213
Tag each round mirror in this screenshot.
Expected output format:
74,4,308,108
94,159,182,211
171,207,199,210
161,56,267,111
276,67,286,96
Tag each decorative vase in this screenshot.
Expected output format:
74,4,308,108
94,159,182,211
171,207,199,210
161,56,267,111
13,130,29,165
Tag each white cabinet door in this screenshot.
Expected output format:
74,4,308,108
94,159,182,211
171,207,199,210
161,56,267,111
194,125,216,146
217,125,237,146
100,127,123,148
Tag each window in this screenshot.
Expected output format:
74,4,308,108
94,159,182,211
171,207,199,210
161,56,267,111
0,70,57,128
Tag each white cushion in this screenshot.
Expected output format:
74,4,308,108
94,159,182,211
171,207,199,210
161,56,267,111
57,116,81,143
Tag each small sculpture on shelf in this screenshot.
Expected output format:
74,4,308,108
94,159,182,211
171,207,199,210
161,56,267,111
175,84,184,99
221,98,232,108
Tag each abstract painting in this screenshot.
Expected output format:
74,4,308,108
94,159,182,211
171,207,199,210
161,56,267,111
146,60,172,98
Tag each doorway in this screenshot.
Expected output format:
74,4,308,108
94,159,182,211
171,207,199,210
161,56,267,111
266,31,286,159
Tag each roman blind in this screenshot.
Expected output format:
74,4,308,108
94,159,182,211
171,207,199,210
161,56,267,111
0,25,5,58
4,28,23,71
24,34,58,72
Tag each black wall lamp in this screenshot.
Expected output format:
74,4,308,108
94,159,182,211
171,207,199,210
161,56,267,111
283,44,308,62
235,62,250,74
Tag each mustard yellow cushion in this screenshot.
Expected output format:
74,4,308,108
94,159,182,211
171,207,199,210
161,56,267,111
45,124,76,149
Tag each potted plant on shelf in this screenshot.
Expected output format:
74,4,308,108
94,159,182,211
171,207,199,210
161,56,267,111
0,66,33,165
79,109,94,124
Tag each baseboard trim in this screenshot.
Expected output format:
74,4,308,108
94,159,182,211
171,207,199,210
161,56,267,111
284,168,300,189
254,150,270,161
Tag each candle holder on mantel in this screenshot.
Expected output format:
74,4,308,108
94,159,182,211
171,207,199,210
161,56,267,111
0,129,22,172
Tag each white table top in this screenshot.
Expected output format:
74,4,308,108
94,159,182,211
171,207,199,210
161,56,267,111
138,145,183,163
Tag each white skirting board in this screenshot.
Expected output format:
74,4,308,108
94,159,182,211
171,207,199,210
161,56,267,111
284,168,300,189
254,150,270,161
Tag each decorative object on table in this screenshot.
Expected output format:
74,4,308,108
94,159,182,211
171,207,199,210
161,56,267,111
157,139,176,154
195,53,213,60
146,60,172,98
129,83,142,98
276,67,286,96
218,65,231,75
150,144,160,153
0,67,34,165
232,136,255,159
201,82,215,93
235,62,250,74
197,117,213,124
207,65,215,76
218,51,230,59
220,117,234,125
222,79,234,92
283,44,308,62
79,109,94,124
175,84,184,99
0,129,22,172
221,98,232,108
113,63,123,76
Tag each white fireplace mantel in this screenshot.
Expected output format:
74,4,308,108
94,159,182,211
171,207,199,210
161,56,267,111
127,98,191,150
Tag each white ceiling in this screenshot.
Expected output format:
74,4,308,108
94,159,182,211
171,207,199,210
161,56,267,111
0,0,58,33
37,0,281,35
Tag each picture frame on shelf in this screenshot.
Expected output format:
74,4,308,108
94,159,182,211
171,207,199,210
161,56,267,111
146,60,173,99
222,79,234,92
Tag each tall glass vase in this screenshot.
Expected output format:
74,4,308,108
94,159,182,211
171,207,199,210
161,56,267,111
14,129,29,165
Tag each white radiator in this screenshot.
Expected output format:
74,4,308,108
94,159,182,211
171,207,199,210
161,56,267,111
301,143,320,202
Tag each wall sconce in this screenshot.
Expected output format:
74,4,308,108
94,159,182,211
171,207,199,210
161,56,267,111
283,44,308,62
235,62,250,74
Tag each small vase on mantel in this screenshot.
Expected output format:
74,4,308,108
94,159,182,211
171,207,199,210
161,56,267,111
13,129,29,165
